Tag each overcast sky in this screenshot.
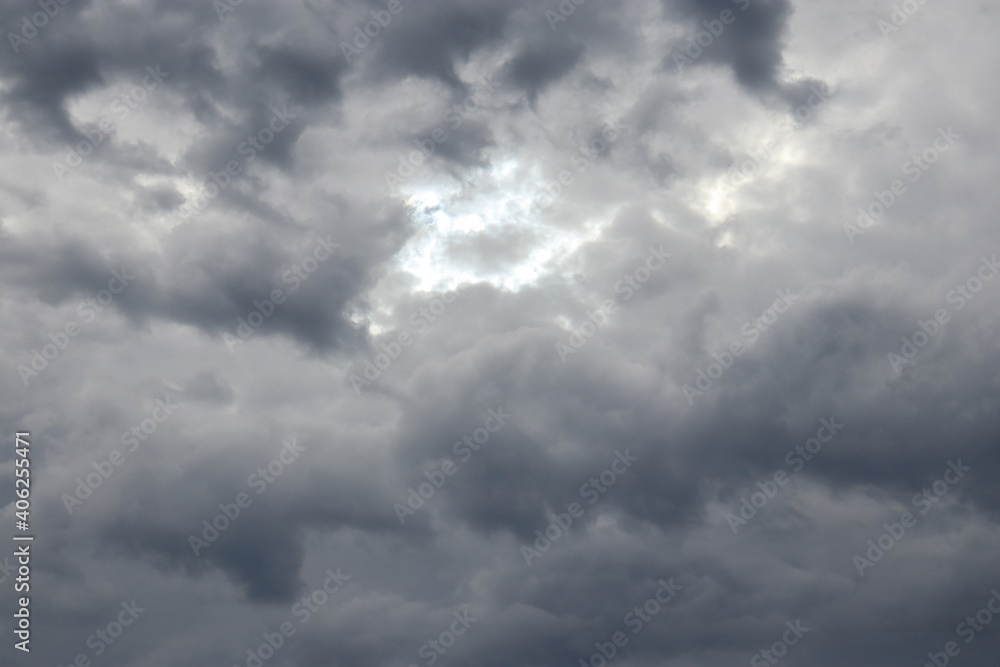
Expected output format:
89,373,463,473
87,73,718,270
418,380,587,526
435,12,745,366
2,0,1000,665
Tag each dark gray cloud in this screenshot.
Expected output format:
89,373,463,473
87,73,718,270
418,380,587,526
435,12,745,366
664,0,827,109
505,40,586,106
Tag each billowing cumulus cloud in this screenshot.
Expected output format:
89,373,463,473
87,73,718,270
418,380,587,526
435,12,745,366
2,1,1000,666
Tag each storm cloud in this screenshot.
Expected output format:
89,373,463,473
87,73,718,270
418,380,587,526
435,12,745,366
1,1,999,666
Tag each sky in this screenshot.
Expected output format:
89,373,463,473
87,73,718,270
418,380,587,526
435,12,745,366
1,0,1000,666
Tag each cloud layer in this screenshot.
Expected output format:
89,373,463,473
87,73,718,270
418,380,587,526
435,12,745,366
2,1,1000,665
